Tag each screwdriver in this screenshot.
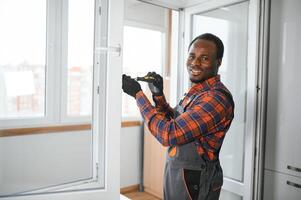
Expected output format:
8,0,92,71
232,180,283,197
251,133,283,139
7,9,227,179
135,75,155,82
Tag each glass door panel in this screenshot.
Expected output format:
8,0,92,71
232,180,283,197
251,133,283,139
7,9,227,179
67,0,94,117
191,1,249,182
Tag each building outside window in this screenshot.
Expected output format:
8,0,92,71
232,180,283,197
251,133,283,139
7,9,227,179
0,0,46,119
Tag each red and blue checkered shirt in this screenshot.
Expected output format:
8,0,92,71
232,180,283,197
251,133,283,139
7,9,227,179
136,75,234,161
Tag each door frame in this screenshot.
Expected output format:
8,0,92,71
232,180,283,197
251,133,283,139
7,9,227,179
179,0,262,199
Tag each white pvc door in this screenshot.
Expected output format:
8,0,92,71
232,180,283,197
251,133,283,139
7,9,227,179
182,0,259,200
137,0,260,199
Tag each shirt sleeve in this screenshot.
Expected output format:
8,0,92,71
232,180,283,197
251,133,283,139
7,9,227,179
135,90,232,147
152,95,175,119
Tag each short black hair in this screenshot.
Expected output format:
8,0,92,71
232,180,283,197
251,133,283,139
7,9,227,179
188,33,224,60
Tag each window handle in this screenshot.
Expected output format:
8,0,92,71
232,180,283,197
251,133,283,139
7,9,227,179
287,165,301,173
95,44,121,56
287,181,301,189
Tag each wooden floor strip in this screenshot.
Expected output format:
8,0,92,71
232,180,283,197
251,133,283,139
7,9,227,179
121,185,161,200
123,191,161,200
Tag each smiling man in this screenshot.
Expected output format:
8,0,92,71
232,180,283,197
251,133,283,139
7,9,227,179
122,33,234,200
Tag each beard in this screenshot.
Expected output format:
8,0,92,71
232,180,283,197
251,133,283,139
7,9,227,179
190,77,205,84
187,63,219,84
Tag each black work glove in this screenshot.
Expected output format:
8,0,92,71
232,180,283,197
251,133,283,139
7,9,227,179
122,74,142,98
146,72,163,96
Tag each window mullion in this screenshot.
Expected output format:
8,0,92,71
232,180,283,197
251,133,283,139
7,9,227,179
59,0,69,124
46,0,63,125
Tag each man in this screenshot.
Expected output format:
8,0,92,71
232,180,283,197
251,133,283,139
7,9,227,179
122,33,234,200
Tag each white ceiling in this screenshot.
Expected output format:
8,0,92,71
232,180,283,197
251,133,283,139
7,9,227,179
137,0,208,10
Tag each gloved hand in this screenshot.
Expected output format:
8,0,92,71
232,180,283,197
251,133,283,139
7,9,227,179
122,74,142,98
146,72,163,96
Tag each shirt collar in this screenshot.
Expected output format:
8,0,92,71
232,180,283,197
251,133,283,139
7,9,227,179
188,75,221,94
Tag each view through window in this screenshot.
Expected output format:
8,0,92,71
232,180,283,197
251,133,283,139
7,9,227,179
122,26,163,118
0,0,46,119
67,0,94,117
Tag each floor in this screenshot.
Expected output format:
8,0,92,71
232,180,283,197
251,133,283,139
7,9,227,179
120,194,131,200
122,191,161,200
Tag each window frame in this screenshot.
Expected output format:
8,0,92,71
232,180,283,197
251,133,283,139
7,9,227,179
0,0,93,129
0,0,58,129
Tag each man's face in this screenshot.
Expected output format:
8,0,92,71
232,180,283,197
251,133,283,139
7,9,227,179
186,39,221,84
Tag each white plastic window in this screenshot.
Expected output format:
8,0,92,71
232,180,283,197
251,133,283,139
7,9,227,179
0,0,122,199
0,0,97,197
0,0,95,126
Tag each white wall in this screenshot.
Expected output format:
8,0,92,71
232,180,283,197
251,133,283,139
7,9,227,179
0,125,143,195
0,131,92,195
120,126,142,188
124,0,168,31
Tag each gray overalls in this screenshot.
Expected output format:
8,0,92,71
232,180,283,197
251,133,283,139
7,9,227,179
163,90,233,200
164,142,223,200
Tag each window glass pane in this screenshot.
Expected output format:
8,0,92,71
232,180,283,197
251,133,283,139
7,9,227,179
192,1,249,181
122,26,163,117
67,0,94,116
0,0,46,119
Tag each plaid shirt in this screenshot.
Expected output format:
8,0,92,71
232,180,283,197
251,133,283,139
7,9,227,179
136,75,234,161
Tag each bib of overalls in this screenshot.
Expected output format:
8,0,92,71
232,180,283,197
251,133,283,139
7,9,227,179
163,94,223,200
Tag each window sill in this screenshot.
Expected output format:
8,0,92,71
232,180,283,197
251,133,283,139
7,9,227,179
121,121,142,128
0,124,91,137
0,120,142,137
